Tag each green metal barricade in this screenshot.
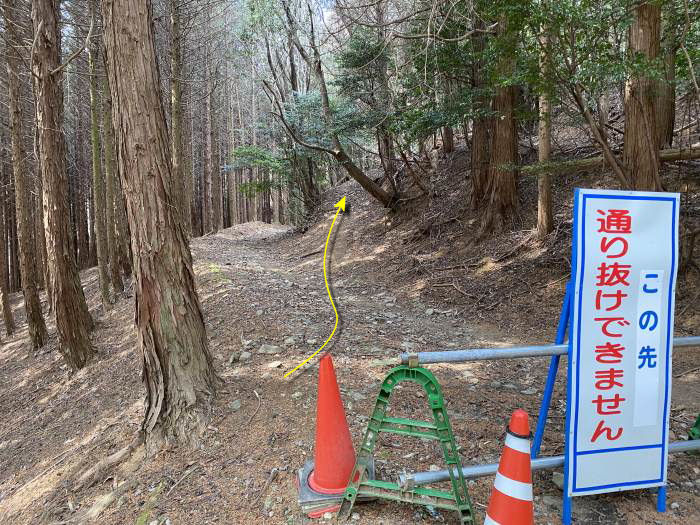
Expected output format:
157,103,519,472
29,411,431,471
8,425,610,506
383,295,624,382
337,366,474,523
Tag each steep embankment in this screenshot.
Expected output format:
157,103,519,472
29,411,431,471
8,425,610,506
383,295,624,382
285,146,700,343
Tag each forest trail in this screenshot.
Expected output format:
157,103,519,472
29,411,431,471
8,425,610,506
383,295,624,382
0,219,698,524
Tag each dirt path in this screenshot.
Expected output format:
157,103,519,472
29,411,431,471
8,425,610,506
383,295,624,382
0,222,698,525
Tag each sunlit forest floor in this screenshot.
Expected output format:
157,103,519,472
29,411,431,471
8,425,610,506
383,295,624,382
0,154,699,524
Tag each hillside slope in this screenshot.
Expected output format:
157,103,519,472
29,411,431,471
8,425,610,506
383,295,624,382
0,157,698,524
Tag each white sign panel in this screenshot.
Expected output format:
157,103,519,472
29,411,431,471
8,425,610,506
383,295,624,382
566,188,679,497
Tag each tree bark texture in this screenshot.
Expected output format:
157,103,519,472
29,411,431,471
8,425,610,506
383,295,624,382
203,87,212,233
32,0,94,368
623,3,662,191
34,126,52,309
482,12,519,233
0,138,16,335
33,176,45,290
3,0,47,346
442,126,454,153
102,63,124,293
470,18,490,208
537,27,553,238
114,172,132,277
8,191,20,293
88,0,112,308
5,181,20,293
656,9,676,149
75,114,91,267
170,0,190,235
102,0,218,452
211,102,222,232
655,47,675,149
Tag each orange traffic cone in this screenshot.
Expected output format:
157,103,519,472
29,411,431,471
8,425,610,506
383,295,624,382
484,409,534,525
308,354,356,494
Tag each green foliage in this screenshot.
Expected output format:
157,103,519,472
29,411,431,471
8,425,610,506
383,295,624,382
335,28,389,108
238,0,284,43
521,0,689,103
390,105,452,142
231,146,289,197
673,2,700,97
238,179,277,197
283,91,375,148
231,0,700,220
232,145,287,174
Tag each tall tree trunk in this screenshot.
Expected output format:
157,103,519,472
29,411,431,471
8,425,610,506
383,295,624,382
202,15,215,234
88,0,111,308
211,96,222,232
440,75,455,154
103,0,218,452
377,129,396,182
265,171,272,223
470,18,490,208
227,169,238,226
251,64,260,222
442,126,455,153
2,194,12,298
374,0,395,180
3,0,47,346
31,125,44,290
170,0,189,234
656,8,676,149
203,90,212,233
183,89,194,234
107,107,133,280
8,178,20,293
231,131,240,226
277,177,283,223
227,103,238,227
34,179,45,290
0,134,16,335
537,24,553,238
482,13,519,233
623,2,662,191
34,126,51,306
115,172,132,277
32,0,94,368
102,58,124,293
88,165,97,266
655,49,675,149
190,102,202,235
75,115,90,267
597,92,609,130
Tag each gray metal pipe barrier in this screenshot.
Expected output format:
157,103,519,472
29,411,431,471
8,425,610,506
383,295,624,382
398,439,700,489
400,336,700,365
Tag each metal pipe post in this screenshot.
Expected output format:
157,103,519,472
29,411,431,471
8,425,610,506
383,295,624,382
400,344,568,365
532,282,572,458
398,439,700,488
400,336,700,366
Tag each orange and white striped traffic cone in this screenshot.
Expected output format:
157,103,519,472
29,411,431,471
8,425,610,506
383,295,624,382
484,409,534,525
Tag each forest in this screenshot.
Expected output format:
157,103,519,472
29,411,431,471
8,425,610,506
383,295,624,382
0,0,699,523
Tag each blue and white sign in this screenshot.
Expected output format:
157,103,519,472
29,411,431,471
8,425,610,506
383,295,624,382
566,188,679,496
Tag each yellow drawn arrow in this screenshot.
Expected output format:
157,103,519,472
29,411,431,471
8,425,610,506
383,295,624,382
284,197,346,378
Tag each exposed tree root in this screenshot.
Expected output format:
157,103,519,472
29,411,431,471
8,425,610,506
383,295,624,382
80,478,135,523
247,390,262,425
166,464,200,497
249,467,278,509
74,431,144,491
49,479,136,525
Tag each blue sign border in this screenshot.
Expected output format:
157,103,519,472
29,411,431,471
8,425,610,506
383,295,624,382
565,189,677,494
